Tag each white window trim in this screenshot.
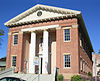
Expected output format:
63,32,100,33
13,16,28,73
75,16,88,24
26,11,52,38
11,55,17,67
13,33,18,46
63,53,71,69
63,27,71,42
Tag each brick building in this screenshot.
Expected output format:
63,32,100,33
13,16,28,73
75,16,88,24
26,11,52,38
5,4,93,80
92,54,100,77
0,57,6,71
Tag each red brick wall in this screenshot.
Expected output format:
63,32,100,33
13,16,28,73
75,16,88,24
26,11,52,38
56,18,80,74
6,33,12,68
6,32,24,72
79,47,92,75
18,32,24,72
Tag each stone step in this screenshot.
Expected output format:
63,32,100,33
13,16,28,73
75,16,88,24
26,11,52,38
0,73,55,81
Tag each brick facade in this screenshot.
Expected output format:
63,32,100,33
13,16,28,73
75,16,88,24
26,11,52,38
5,4,93,80
6,18,93,79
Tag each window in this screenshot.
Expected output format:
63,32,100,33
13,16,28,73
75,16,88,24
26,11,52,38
48,36,50,46
80,58,82,72
64,54,71,67
64,29,70,41
13,34,18,45
12,56,16,67
83,62,85,72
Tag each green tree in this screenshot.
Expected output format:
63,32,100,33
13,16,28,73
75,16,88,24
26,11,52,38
88,72,92,80
98,50,100,54
57,74,64,81
0,29,4,45
0,29,4,36
88,72,92,77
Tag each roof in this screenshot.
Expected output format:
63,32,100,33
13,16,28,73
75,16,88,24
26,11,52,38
4,4,81,26
0,57,6,67
0,62,6,67
0,57,6,61
4,4,93,52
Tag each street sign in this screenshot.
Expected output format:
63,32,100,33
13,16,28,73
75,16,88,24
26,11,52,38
33,56,39,65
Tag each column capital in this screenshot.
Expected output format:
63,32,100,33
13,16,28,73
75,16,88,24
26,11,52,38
8,32,12,35
30,30,36,33
43,28,49,31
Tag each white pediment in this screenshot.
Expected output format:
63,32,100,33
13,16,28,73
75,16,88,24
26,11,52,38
17,10,66,23
5,4,81,26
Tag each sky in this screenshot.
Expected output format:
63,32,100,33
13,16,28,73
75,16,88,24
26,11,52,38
0,0,100,58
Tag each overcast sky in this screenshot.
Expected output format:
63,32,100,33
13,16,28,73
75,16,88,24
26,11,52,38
0,0,100,58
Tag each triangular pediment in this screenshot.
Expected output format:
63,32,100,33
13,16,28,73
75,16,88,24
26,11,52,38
5,4,81,26
17,10,66,23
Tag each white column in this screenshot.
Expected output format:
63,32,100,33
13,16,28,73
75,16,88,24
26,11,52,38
42,30,49,74
29,31,36,73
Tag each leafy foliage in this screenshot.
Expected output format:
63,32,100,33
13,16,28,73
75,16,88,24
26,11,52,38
0,29,4,45
57,74,64,81
88,72,92,76
71,75,84,81
0,29,4,36
97,64,100,67
98,50,100,54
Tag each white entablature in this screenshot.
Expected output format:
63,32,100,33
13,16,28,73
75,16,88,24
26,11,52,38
21,24,59,32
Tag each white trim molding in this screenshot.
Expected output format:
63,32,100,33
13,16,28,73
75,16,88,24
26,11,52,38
21,24,59,32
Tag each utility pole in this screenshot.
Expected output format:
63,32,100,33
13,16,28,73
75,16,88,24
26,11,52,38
38,57,41,81
94,52,97,81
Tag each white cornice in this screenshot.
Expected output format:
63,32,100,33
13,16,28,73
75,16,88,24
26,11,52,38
6,15,77,27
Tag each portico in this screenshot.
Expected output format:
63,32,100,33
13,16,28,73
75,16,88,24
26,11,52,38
22,24,59,74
